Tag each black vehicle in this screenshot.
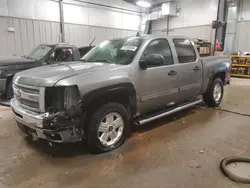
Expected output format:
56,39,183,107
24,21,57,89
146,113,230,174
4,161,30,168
0,43,93,98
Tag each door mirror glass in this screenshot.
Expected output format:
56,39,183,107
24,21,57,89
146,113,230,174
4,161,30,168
145,54,164,67
139,59,147,70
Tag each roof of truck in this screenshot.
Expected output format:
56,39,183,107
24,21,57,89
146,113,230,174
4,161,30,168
112,35,190,41
42,43,77,48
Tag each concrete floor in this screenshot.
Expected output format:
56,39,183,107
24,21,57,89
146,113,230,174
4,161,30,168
1,78,250,188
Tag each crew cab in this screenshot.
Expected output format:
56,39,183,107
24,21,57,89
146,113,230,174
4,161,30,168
10,35,231,152
0,43,93,98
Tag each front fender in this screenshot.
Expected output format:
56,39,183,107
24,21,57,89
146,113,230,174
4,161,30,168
82,83,137,117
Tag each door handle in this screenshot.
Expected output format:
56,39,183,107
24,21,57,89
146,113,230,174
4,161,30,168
168,70,177,76
193,66,201,71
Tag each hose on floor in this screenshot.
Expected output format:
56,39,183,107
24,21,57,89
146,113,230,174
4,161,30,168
220,157,250,184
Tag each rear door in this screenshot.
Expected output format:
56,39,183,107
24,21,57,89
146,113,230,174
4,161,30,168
136,38,180,114
172,38,202,100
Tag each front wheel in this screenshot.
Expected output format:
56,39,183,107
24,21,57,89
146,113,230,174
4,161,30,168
87,102,130,153
203,78,224,107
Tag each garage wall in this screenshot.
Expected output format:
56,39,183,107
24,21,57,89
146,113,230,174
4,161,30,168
0,0,140,57
236,0,250,52
0,16,61,57
151,0,218,41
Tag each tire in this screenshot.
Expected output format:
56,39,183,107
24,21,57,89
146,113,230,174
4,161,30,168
203,78,224,107
6,79,13,99
87,102,130,153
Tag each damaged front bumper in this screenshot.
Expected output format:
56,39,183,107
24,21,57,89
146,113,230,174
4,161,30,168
10,98,81,143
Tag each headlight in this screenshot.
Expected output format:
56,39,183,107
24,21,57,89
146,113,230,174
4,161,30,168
64,86,81,110
45,86,81,113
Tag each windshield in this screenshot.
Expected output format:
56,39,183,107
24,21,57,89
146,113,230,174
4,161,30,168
81,37,144,65
26,45,52,60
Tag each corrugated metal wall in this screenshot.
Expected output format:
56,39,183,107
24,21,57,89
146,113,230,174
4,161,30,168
64,23,137,47
169,25,215,42
0,16,137,58
0,16,60,57
237,21,250,52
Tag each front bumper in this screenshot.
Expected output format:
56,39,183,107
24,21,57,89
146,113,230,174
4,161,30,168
10,98,81,143
0,78,7,94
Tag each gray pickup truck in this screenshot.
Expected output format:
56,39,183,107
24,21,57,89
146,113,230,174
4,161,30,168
10,35,231,152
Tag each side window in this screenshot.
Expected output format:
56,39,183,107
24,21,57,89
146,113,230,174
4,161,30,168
173,39,196,63
143,39,173,67
49,48,73,62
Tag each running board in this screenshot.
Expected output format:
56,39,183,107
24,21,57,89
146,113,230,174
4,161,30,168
138,99,203,125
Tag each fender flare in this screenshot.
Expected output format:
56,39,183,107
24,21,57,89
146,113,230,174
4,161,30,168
206,70,226,92
82,83,137,116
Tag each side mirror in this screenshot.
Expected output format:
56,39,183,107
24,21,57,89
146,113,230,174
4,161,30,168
139,59,147,70
139,54,164,70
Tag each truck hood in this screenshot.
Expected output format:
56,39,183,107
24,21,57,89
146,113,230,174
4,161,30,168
14,61,122,87
0,56,35,66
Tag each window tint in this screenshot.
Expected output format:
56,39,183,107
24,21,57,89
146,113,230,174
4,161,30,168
143,39,173,66
173,39,196,63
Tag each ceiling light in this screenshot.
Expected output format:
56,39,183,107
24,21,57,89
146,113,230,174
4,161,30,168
136,1,151,8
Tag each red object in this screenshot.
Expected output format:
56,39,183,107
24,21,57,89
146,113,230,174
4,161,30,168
216,41,221,51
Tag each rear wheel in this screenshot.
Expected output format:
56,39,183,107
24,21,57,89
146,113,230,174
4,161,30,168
87,102,130,153
203,78,224,107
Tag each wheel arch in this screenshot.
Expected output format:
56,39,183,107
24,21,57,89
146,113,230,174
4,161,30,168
82,83,137,119
206,71,226,93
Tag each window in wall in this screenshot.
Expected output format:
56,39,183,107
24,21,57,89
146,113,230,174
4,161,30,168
143,39,173,66
173,39,196,63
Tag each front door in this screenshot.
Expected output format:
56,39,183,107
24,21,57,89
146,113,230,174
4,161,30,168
172,38,203,100
136,38,180,114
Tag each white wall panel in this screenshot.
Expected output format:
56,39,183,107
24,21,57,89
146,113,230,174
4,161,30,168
151,18,167,32
20,19,29,55
0,0,140,30
242,0,250,21
26,19,35,51
170,0,218,28
64,22,137,47
7,0,35,19
0,0,8,16
34,0,60,22
237,21,250,52
33,20,41,47
51,22,60,43
169,25,213,41
122,13,140,30
9,18,17,56
64,4,89,25
0,16,61,58
65,0,140,12
151,0,218,42
63,2,140,31
0,17,7,57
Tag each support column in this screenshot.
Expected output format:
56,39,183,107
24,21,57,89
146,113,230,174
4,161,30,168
213,0,227,54
59,0,65,43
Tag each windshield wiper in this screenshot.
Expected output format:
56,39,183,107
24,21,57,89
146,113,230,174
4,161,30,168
94,60,113,64
80,59,113,63
22,55,36,60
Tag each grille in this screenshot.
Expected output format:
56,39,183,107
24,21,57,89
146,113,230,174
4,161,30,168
18,98,39,109
13,83,40,112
